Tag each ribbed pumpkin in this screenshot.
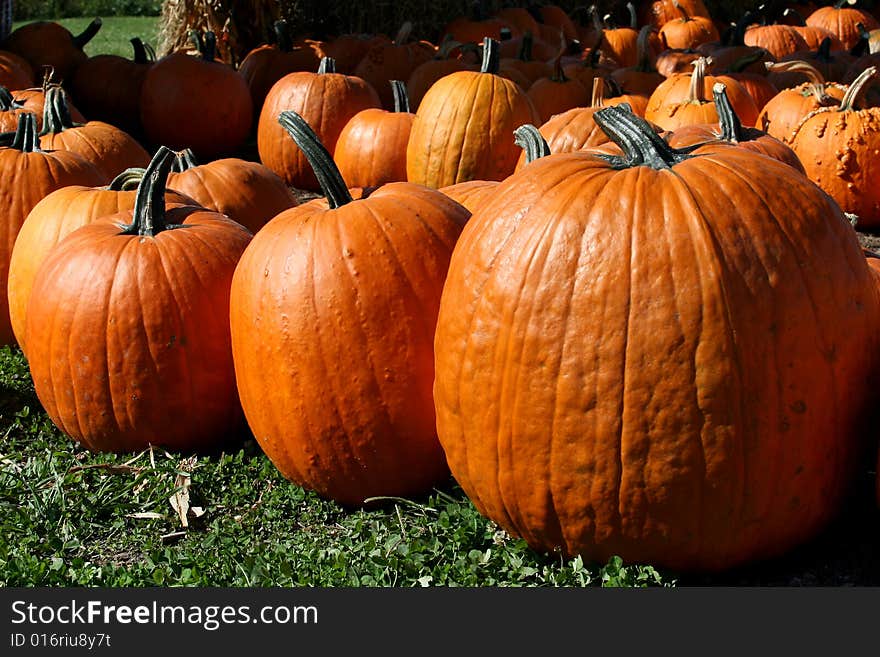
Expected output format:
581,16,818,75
38,86,151,182
659,0,720,50
406,38,540,189
405,38,479,112
0,18,101,86
230,111,469,507
10,82,85,132
333,80,415,188
258,57,381,191
0,113,104,345
433,103,880,573
7,168,198,352
140,31,253,160
25,147,252,452
806,0,880,50
166,149,296,235
789,66,880,227
641,0,711,29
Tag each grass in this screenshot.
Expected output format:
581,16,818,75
0,345,674,587
11,16,162,58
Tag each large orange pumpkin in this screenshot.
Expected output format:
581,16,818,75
0,113,104,345
406,38,540,189
433,103,880,572
230,110,469,507
7,168,198,352
25,146,252,452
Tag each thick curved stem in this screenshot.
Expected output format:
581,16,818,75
688,57,709,104
72,17,102,49
123,146,176,236
278,110,353,209
273,20,292,52
626,2,637,28
130,37,150,64
171,148,199,173
318,56,336,74
203,31,217,61
514,124,550,163
673,0,691,22
591,75,606,107
635,25,655,72
839,65,878,111
10,113,40,152
518,31,534,62
594,104,690,169
713,83,743,142
391,80,410,113
394,21,413,46
765,60,827,85
0,86,14,111
480,38,501,74
817,36,833,62
40,86,77,135
108,167,147,191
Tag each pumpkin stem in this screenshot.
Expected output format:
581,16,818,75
673,0,691,22
591,75,606,107
72,17,102,49
278,110,353,210
514,124,551,163
550,54,568,83
318,56,336,74
202,31,217,62
590,5,603,33
273,20,292,52
727,48,767,73
594,104,690,169
839,65,877,111
635,25,656,72
394,21,413,46
816,36,833,62
130,37,150,64
626,2,637,28
40,85,78,135
108,167,147,191
0,86,15,110
391,80,410,113
765,59,827,85
171,148,199,172
713,82,743,142
122,146,177,237
10,112,41,152
188,29,204,55
688,57,710,104
517,31,534,62
480,38,501,74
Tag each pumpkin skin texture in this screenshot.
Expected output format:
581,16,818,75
433,105,880,573
6,169,197,353
25,147,252,453
0,113,104,345
438,180,499,214
257,57,381,191
230,111,470,507
406,38,540,189
166,149,296,235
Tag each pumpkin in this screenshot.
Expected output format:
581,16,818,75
438,179,499,214
659,0,720,50
527,56,591,124
239,20,323,120
433,103,880,572
406,38,540,189
563,33,618,89
405,38,479,112
315,33,389,75
0,18,101,86
69,37,155,137
257,57,381,191
166,149,296,235
353,23,436,111
611,26,666,97
742,13,810,59
10,81,84,131
641,0,712,29
646,57,760,131
0,50,34,90
806,0,880,50
38,86,151,183
230,110,469,506
7,168,198,352
0,113,104,345
538,5,580,41
25,146,252,452
140,31,253,160
790,66,880,227
667,82,807,173
758,60,847,143
595,4,640,68
498,31,554,85
779,37,855,85
782,8,846,50
333,80,415,188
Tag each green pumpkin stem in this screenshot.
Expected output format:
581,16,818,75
712,83,743,142
480,38,500,74
10,112,41,152
72,17,102,49
688,57,709,103
673,0,691,22
626,2,637,28
40,86,78,135
130,37,149,64
278,110,353,209
203,31,217,61
274,20,292,52
594,104,690,169
635,25,656,72
172,148,199,172
318,56,336,74
391,80,410,113
0,86,14,110
514,124,550,163
123,146,177,237
108,167,147,191
839,65,877,111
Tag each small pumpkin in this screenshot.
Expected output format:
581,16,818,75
25,146,253,452
527,55,591,124
230,110,469,506
659,0,720,50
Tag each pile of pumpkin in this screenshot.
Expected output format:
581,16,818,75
2,0,880,576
